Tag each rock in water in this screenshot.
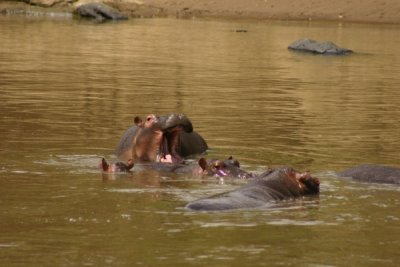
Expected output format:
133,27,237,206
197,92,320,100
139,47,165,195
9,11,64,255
288,38,353,55
74,2,128,21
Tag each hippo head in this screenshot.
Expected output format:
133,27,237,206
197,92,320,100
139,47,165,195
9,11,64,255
289,169,320,194
100,158,134,173
197,156,254,179
299,175,320,194
132,114,193,163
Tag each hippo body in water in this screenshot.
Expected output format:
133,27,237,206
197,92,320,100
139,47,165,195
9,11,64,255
339,164,400,184
115,114,208,165
186,167,320,211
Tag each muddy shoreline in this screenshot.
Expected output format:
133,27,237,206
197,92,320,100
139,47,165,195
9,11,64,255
1,0,400,24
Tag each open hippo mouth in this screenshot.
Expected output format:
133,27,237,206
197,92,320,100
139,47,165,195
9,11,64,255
156,114,193,163
115,113,207,164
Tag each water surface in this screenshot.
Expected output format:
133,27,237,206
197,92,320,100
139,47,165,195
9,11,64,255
1,16,400,266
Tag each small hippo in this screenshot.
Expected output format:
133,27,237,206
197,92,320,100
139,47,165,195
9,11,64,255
339,164,400,184
100,158,134,173
100,156,253,179
186,167,320,211
175,156,255,179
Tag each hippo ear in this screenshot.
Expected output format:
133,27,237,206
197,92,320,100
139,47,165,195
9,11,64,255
198,158,208,171
227,156,240,168
126,159,134,170
101,158,109,172
134,116,143,127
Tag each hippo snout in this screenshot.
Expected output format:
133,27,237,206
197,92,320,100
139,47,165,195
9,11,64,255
161,114,193,133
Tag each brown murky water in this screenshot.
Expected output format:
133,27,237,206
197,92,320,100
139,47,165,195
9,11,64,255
1,15,399,266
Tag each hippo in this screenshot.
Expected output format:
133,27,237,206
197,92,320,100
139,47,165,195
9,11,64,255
186,167,320,211
174,156,255,179
338,164,400,184
74,3,128,21
100,156,253,180
100,158,134,173
115,114,208,165
288,38,353,55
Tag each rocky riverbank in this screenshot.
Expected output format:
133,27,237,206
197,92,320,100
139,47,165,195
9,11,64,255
1,0,400,24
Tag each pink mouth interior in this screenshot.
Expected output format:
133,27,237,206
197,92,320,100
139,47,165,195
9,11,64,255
158,131,183,164
217,169,227,177
160,154,173,163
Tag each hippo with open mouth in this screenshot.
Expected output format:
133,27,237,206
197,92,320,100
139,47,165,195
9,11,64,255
115,113,208,164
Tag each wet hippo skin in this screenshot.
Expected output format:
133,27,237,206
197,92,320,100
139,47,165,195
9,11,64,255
115,114,208,164
186,167,320,211
339,164,400,184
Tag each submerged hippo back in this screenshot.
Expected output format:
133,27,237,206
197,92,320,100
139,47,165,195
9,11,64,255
186,167,319,211
339,164,400,184
186,189,269,211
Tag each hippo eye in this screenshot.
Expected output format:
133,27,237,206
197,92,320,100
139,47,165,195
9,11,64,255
212,163,220,169
213,160,225,170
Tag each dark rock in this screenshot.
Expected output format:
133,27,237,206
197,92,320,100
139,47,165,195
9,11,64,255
233,29,248,33
74,2,128,21
339,164,400,184
288,38,353,55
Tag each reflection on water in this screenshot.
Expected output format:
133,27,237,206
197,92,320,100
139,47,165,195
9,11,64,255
1,16,400,266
